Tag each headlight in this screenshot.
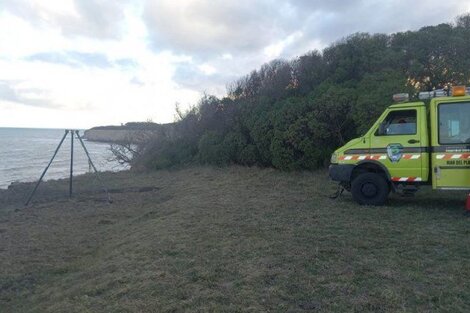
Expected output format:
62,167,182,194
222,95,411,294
330,153,338,164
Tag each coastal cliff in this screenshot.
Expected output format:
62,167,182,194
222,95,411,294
83,122,177,143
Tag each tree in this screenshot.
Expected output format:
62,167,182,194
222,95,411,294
134,15,470,171
353,69,411,134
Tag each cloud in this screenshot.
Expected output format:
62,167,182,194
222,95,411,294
143,0,293,58
173,62,237,96
143,0,466,60
116,58,139,68
27,51,112,68
0,81,20,102
0,80,59,108
140,0,469,96
1,0,470,129
297,1,464,47
2,0,128,39
130,76,145,86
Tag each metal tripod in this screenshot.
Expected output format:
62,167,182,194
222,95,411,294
25,130,111,206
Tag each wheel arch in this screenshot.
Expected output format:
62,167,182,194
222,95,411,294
352,160,395,191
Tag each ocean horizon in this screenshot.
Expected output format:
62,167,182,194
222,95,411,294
0,127,127,189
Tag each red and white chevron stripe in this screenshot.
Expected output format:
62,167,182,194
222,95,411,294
339,154,421,161
339,155,386,161
391,177,423,182
436,153,470,160
402,154,421,160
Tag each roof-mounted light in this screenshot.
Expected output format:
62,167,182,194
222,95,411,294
392,93,409,102
452,85,466,96
418,89,448,100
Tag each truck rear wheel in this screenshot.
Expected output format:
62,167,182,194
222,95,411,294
351,173,389,206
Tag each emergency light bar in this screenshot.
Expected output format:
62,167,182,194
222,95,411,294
393,86,470,102
418,86,470,100
418,89,447,100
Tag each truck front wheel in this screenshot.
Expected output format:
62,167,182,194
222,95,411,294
351,173,389,206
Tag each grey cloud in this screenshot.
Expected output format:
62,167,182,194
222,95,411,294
56,0,128,39
143,0,292,59
173,63,238,96
142,0,467,94
298,1,464,48
27,51,112,68
0,82,20,103
5,0,467,96
3,0,128,39
143,0,465,59
287,0,361,12
0,81,60,108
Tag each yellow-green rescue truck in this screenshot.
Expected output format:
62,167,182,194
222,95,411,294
329,86,470,205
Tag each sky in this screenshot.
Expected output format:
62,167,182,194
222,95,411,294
0,0,469,129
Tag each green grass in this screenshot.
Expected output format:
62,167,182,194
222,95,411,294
0,166,469,312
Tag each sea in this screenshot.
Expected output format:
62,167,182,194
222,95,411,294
0,127,128,189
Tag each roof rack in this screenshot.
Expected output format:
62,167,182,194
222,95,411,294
418,86,470,100
393,86,470,102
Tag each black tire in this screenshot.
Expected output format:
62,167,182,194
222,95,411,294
351,172,389,206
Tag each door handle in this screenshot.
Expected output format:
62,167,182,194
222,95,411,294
408,139,420,144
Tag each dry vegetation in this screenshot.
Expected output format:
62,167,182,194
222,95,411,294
0,167,469,312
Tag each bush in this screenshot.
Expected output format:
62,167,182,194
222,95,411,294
222,131,247,163
238,145,259,166
135,137,197,170
134,17,470,171
197,132,230,165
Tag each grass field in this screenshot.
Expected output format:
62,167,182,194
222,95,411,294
0,166,469,312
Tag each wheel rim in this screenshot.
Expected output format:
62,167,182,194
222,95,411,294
361,182,378,198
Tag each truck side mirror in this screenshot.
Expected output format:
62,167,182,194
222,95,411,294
378,122,387,136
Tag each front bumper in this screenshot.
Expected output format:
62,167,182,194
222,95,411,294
329,164,355,182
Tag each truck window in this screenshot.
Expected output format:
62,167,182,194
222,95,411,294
378,110,417,136
439,102,470,144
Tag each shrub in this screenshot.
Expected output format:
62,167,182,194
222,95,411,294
238,145,259,166
135,137,197,170
197,132,230,165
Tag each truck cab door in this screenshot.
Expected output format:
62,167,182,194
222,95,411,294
370,107,427,183
432,100,470,189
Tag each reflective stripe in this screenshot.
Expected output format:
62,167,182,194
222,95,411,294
345,147,429,154
402,154,421,160
339,155,386,161
431,146,470,153
338,154,415,161
391,177,422,182
436,153,470,160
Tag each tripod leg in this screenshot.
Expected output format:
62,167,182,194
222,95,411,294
25,130,69,206
69,130,74,198
74,131,112,203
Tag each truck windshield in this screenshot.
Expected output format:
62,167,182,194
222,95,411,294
439,102,470,144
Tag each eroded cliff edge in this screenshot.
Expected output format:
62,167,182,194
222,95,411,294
83,122,177,143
